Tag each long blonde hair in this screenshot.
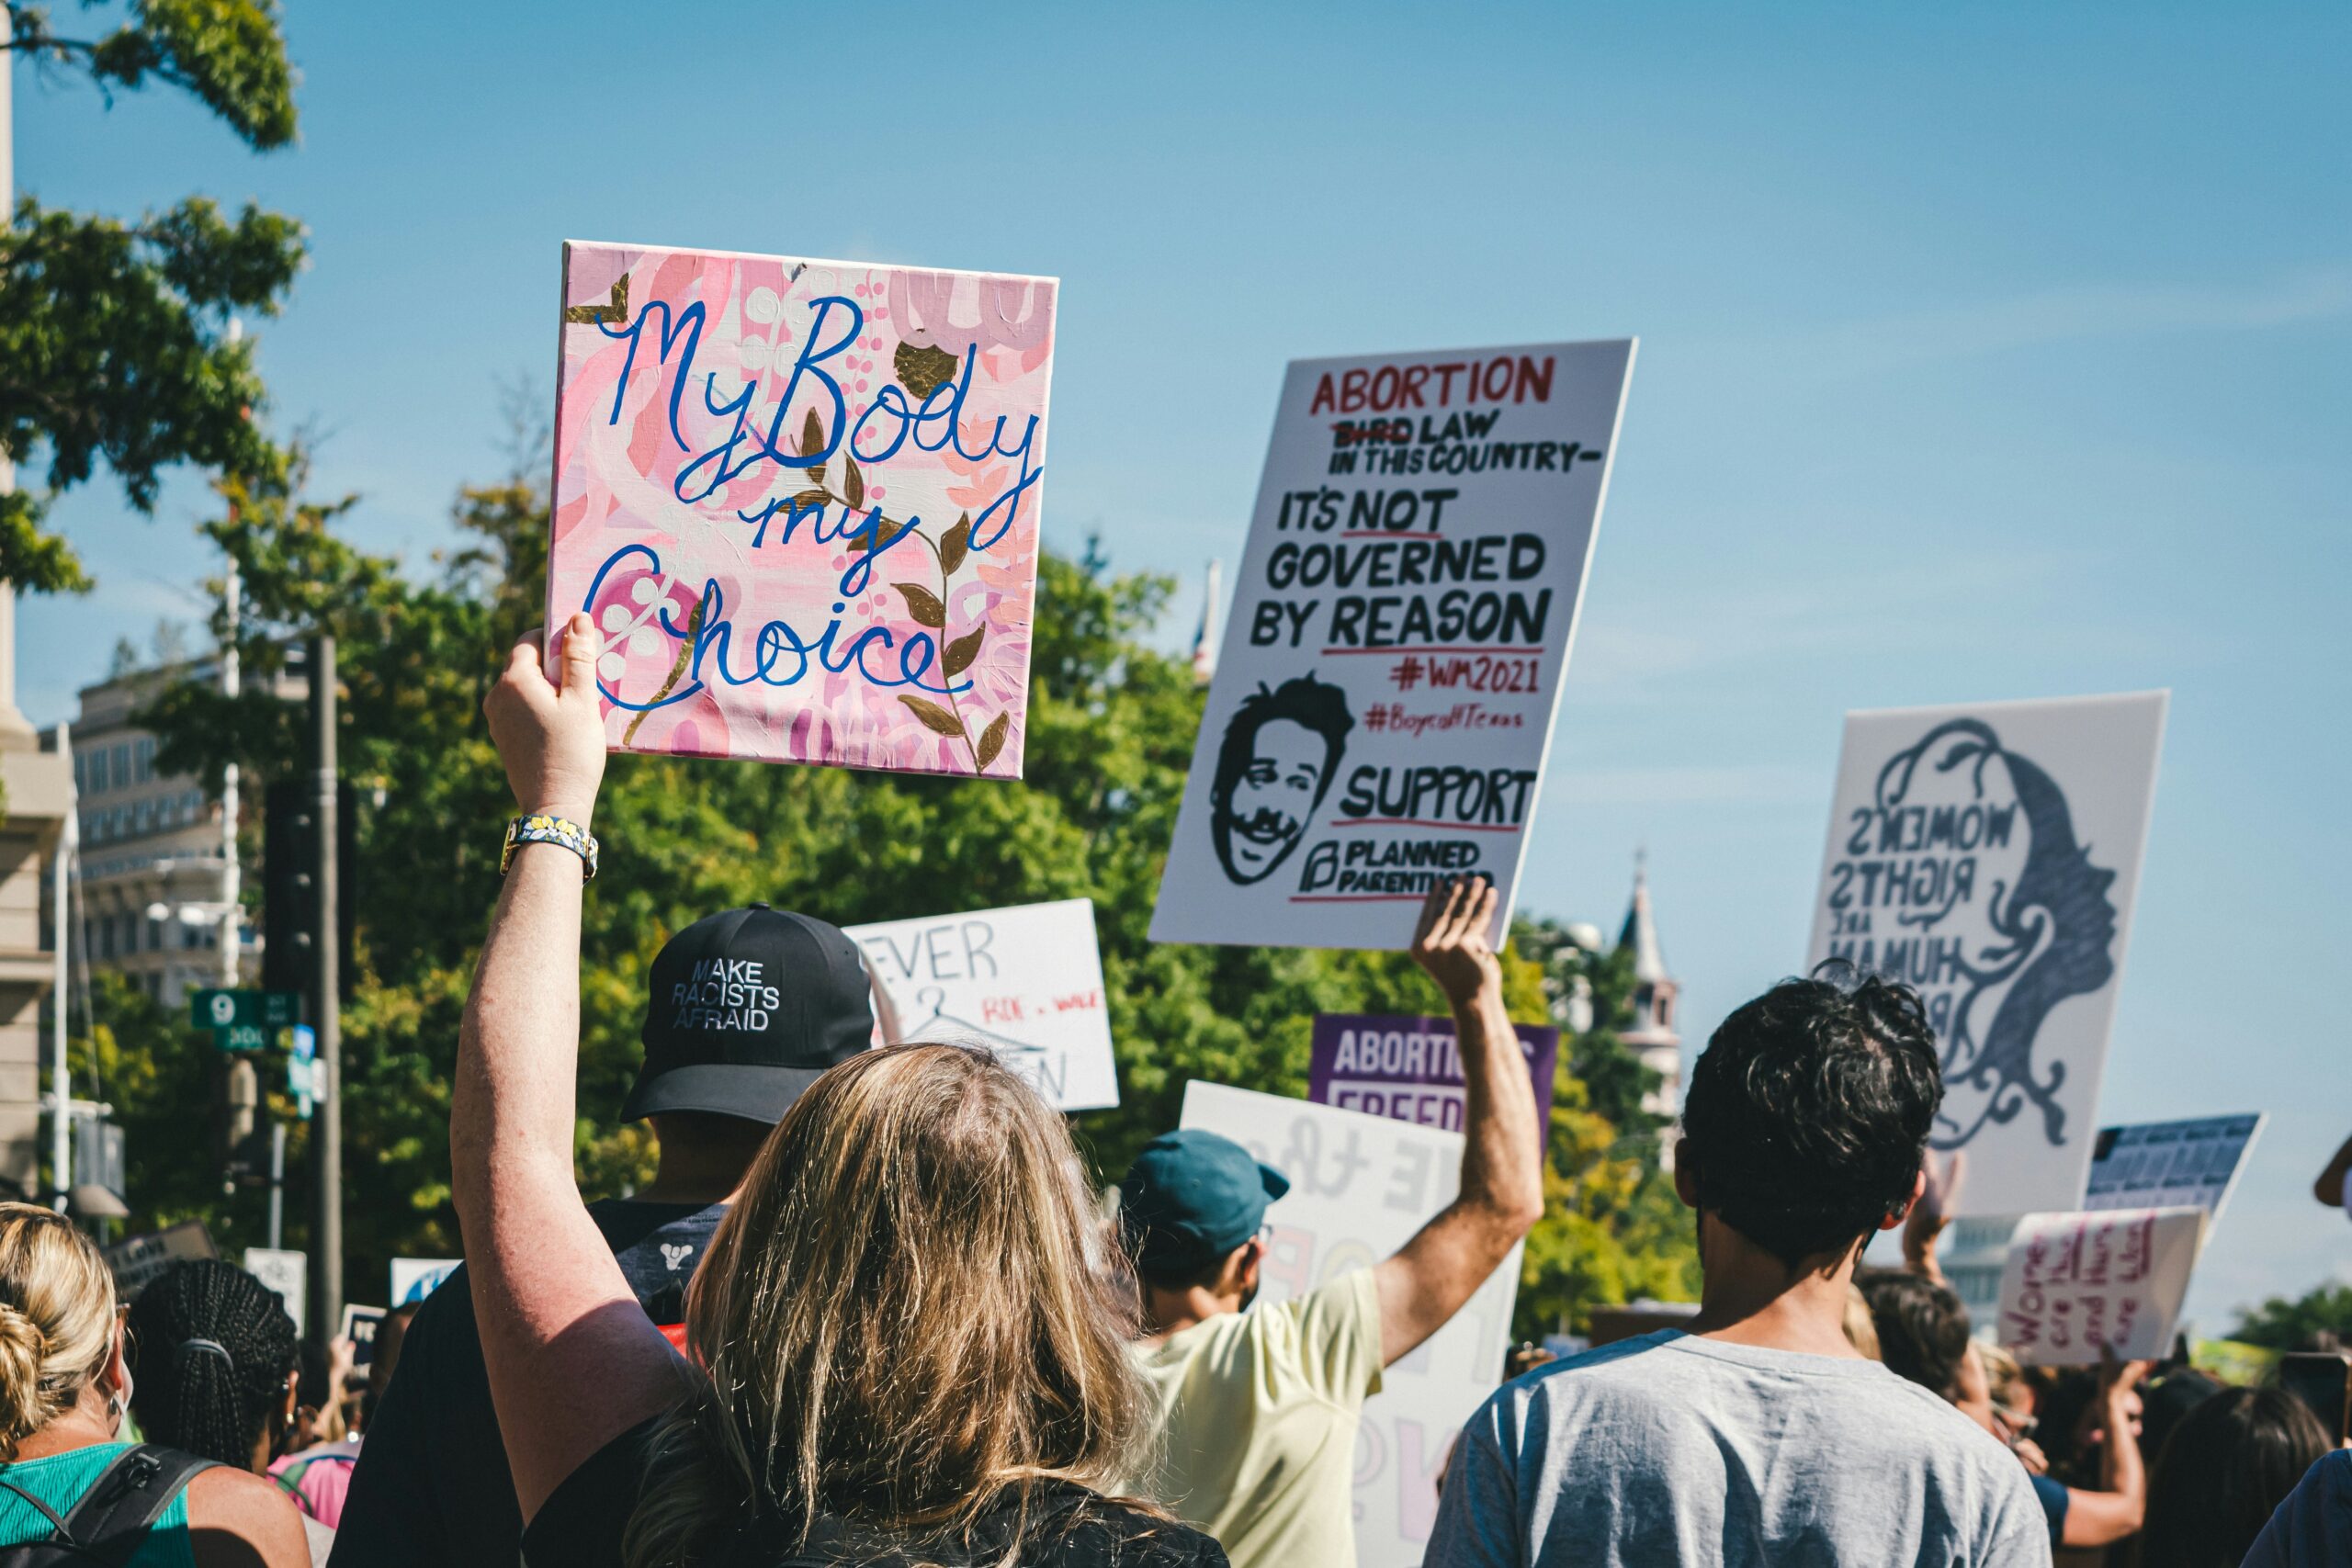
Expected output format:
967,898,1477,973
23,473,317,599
626,1045,1148,1566
0,1203,119,1458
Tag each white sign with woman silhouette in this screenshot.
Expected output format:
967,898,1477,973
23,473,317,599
844,898,1119,1111
1804,692,2168,1218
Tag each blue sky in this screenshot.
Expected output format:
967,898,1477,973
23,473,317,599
17,2,2348,1326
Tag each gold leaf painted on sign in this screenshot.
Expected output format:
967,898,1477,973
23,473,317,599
895,341,959,400
564,276,629,326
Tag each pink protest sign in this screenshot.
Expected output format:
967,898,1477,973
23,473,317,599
548,242,1056,777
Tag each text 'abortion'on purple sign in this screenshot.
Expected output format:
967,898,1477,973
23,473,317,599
1306,1012,1558,1137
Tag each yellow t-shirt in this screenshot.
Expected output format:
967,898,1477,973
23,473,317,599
1131,1269,1385,1568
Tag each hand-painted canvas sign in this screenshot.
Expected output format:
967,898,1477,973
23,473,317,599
1179,1082,1521,1568
842,898,1117,1111
1151,342,1636,950
2084,1114,2265,1220
1803,693,2168,1218
548,242,1055,778
1996,1206,2204,1366
1306,1011,1557,1140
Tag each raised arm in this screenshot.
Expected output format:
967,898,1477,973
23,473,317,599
1901,1151,1963,1286
2061,1357,2150,1546
453,615,684,1520
1374,875,1546,1365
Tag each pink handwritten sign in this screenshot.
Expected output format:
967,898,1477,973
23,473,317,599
547,242,1056,777
1996,1205,2205,1366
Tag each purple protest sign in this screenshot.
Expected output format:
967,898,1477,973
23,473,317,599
1307,1012,1558,1138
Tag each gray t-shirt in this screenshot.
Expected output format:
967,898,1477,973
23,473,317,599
1426,1331,2051,1568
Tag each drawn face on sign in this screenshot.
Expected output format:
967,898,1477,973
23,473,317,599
1209,675,1354,885
1865,720,2120,1154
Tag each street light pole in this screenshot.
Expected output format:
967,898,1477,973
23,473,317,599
308,636,341,1352
50,722,74,1211
220,564,240,986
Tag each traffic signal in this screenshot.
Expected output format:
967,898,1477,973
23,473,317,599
263,778,356,1001
218,1055,258,1193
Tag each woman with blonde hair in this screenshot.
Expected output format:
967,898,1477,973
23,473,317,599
460,616,1224,1567
0,1204,307,1564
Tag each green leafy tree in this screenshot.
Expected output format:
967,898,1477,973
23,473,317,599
67,972,279,1230
2232,1283,2352,1352
0,0,302,589
123,433,1690,1316
1509,917,1700,1337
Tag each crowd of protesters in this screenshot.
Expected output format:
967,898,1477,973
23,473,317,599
0,609,2343,1564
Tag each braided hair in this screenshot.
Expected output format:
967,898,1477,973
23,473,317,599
125,1259,300,1467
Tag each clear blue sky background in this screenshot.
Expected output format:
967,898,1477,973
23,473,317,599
17,2,2348,1327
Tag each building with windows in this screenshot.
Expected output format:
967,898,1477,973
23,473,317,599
58,666,254,1005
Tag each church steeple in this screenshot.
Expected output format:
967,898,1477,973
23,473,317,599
1614,851,1683,1126
1619,849,1670,993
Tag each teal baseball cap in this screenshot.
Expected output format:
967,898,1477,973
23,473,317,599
1119,1129,1291,1279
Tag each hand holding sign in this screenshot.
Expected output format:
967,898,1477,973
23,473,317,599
485,615,607,826
1409,874,1500,1007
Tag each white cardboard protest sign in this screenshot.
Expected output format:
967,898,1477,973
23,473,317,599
1152,341,1636,951
2084,1114,2265,1220
390,1258,459,1307
340,1304,387,1371
1996,1206,2205,1366
1179,1082,1521,1568
844,898,1117,1111
1803,692,2167,1217
244,1247,306,1337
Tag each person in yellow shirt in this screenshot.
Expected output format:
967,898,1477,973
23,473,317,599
1121,874,1545,1568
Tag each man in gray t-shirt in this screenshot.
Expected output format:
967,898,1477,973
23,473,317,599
1428,970,2049,1567
1430,1331,2046,1565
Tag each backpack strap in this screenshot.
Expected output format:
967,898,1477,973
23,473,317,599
52,1445,218,1562
0,1474,72,1540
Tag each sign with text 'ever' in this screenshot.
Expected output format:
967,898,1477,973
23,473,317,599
1152,342,1636,950
1180,1082,1521,1568
1996,1206,2204,1367
1803,693,2167,1218
1307,1011,1557,1138
843,899,1117,1111
548,242,1055,778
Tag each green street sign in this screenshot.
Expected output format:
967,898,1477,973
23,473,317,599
214,1022,269,1053
189,989,300,1032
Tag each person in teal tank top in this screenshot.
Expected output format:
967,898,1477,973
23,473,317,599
0,1203,308,1566
0,1443,198,1566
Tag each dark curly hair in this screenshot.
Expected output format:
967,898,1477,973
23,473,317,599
1679,967,1942,1267
1856,1269,1972,1401
125,1259,300,1467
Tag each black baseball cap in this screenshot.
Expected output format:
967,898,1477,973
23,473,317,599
622,904,875,1125
1119,1130,1291,1278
